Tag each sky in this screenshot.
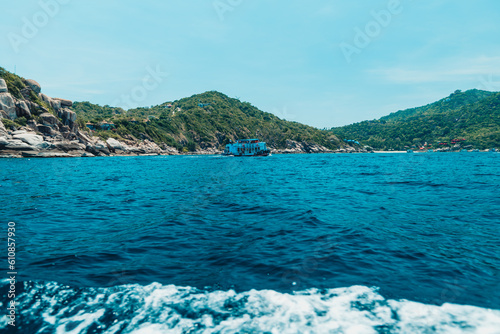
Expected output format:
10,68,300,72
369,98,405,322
1,0,500,128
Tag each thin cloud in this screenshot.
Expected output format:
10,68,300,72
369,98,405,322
370,56,500,84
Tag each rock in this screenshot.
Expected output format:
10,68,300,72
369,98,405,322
106,138,129,152
54,98,72,107
59,125,71,133
0,93,17,119
1,138,37,151
52,141,86,152
40,112,58,125
16,101,31,118
26,79,41,94
60,108,76,126
11,130,27,135
12,132,44,146
39,93,52,103
30,102,48,116
27,119,37,130
20,151,40,158
22,151,73,158
0,79,7,93
50,99,61,111
0,120,8,137
36,125,54,135
160,144,180,155
0,153,21,158
86,140,110,156
81,152,95,157
77,131,92,144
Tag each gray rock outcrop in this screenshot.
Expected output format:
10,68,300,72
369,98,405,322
0,119,7,137
40,112,58,125
16,101,31,118
50,99,61,111
26,79,41,94
54,98,72,107
12,132,45,147
0,92,17,119
59,108,77,127
0,79,7,93
1,74,183,158
272,139,334,154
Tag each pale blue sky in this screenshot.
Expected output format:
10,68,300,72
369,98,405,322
1,0,500,127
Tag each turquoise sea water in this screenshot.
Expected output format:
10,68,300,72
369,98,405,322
1,153,499,333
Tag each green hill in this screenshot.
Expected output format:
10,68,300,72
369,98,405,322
73,91,342,151
331,89,500,150
0,67,53,112
380,89,495,122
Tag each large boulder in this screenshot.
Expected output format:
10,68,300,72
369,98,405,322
0,136,11,147
77,130,93,145
53,141,86,152
0,138,37,151
30,102,49,116
39,93,53,109
0,93,17,119
60,108,77,126
139,140,162,154
12,132,44,146
106,138,129,152
26,79,41,94
36,125,55,136
54,98,72,107
27,119,37,131
16,101,31,118
0,120,8,137
50,99,61,111
0,79,7,93
40,112,58,125
86,140,110,156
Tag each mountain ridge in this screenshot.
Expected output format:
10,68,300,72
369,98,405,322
72,90,345,153
0,67,355,157
332,89,500,151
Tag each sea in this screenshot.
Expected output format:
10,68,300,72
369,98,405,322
1,152,499,333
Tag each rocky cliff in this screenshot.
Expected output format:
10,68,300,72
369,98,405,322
0,76,179,158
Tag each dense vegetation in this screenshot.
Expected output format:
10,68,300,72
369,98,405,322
0,67,56,129
73,91,342,151
332,90,500,150
0,67,50,109
5,65,499,152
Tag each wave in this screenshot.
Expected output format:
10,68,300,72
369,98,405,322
2,280,500,333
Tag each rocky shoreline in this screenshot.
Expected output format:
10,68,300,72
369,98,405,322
0,123,362,158
0,77,195,158
0,124,361,158
1,76,362,158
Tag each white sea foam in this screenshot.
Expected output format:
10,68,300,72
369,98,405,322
6,281,500,333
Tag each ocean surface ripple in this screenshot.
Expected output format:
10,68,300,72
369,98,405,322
1,153,499,333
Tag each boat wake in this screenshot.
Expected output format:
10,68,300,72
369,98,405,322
2,280,499,333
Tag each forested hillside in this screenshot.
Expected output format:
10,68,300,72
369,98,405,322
332,90,500,150
73,91,342,151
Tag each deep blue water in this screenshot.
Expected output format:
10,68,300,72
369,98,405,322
1,153,499,333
